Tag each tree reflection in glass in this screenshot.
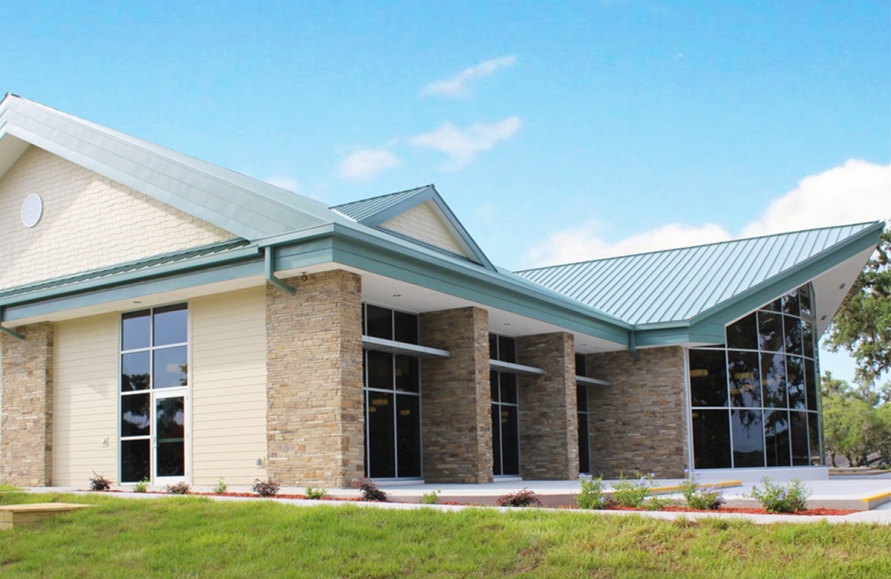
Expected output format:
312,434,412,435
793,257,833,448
784,315,802,356
728,350,760,407
732,409,764,467
761,352,787,408
786,355,806,409
764,409,790,466
758,311,784,353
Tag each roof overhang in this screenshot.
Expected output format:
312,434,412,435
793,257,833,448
632,221,884,347
1,221,632,350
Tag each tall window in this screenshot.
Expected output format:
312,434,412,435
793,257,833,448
120,304,188,483
362,304,422,479
576,353,591,474
490,333,520,476
689,285,822,469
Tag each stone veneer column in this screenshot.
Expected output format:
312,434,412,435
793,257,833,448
1,323,54,486
516,332,578,480
586,346,688,478
419,307,492,484
266,270,364,488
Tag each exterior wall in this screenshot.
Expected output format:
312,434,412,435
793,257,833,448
586,346,689,478
0,323,54,486
380,202,469,257
517,332,578,480
0,146,236,291
52,314,118,486
419,307,492,484
191,287,268,485
266,271,364,487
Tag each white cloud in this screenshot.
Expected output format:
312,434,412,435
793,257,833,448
525,159,891,268
409,117,522,169
526,220,732,267
421,56,517,97
339,149,400,181
741,159,891,237
265,175,299,192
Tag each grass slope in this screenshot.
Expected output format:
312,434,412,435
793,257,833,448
1,492,889,578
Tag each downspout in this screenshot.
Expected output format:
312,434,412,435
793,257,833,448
627,329,641,361
0,307,25,340
264,246,296,295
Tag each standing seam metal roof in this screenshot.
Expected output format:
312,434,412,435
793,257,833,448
330,185,432,222
514,223,878,326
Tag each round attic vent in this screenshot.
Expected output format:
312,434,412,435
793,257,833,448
21,194,43,228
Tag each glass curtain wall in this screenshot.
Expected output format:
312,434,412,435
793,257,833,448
362,304,422,479
576,353,592,474
490,334,520,476
689,285,822,469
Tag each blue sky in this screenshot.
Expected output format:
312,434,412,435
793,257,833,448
3,1,889,382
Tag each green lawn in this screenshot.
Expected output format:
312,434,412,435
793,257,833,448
1,491,889,578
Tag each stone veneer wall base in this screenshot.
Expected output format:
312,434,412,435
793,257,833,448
419,307,492,484
1,323,54,486
265,271,364,488
517,332,578,480
586,346,688,479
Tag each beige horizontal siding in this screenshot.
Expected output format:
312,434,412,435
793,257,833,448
191,287,267,485
52,314,119,486
0,147,236,291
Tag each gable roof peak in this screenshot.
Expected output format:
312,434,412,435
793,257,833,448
331,184,495,271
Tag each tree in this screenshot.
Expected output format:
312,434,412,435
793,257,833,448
826,227,891,387
821,371,891,467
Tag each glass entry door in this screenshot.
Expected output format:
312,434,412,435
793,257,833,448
153,392,187,483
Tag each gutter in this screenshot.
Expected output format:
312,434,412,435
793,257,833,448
627,330,641,361
0,307,25,340
264,246,296,295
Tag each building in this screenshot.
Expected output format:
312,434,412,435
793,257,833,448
0,94,883,488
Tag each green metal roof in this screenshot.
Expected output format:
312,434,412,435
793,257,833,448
331,185,432,222
515,222,884,326
0,94,360,241
0,238,253,301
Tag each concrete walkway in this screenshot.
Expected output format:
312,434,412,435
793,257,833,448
19,473,891,525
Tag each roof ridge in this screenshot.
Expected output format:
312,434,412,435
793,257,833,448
330,184,433,209
515,221,881,273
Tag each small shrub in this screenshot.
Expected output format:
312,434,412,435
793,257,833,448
252,478,281,498
133,478,150,493
611,472,654,508
495,488,542,508
355,478,387,502
89,472,113,491
643,495,677,511
166,482,191,495
679,470,725,510
213,478,228,494
746,477,811,513
576,474,614,510
305,486,327,500
420,489,441,505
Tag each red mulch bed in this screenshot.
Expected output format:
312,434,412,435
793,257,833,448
605,505,856,516
191,492,361,501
